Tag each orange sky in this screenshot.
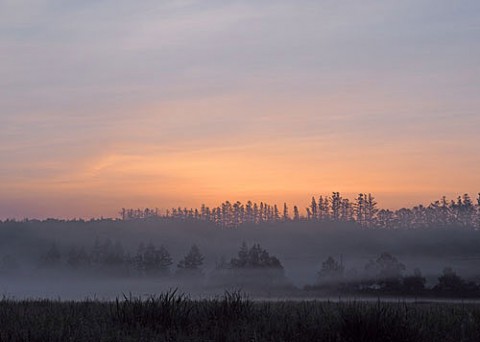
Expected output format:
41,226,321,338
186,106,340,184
2,94,478,219
1,1,479,219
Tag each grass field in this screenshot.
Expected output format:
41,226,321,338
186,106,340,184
0,290,479,341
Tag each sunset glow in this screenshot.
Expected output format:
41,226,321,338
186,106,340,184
1,1,479,219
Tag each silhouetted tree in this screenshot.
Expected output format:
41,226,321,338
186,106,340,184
230,243,282,269
318,196,329,220
235,242,249,267
402,268,426,293
377,209,394,229
331,192,341,221
155,245,173,274
253,203,259,224
273,205,280,221
318,256,344,280
434,267,465,293
310,197,317,221
245,201,253,224
355,194,365,226
177,244,204,274
340,198,354,222
365,193,378,227
283,203,289,221
395,207,414,229
134,243,173,276
365,252,405,289
293,206,300,221
306,207,312,220
457,194,475,227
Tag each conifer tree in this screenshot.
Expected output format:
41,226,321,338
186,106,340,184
319,256,344,280
283,203,289,221
230,243,282,269
273,205,280,221
331,192,341,221
306,207,312,220
356,193,365,226
293,206,300,221
155,245,173,275
177,244,204,273
365,193,378,227
246,201,253,223
310,197,317,221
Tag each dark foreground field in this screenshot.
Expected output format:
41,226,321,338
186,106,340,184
0,292,479,342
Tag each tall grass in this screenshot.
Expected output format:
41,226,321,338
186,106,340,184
0,291,479,341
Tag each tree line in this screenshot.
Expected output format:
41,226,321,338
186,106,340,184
5,238,480,297
35,240,284,280
39,239,204,277
120,192,480,229
311,252,480,297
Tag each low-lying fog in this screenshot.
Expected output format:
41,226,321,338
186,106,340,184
1,218,480,300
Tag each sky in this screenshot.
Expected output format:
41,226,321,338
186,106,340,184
1,0,479,219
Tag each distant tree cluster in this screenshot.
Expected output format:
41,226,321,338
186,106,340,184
319,256,345,282
229,242,283,269
38,240,289,289
311,252,480,297
133,243,173,276
119,208,160,220
177,244,204,275
212,242,287,289
120,193,480,229
18,238,480,297
40,240,203,277
167,201,285,227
